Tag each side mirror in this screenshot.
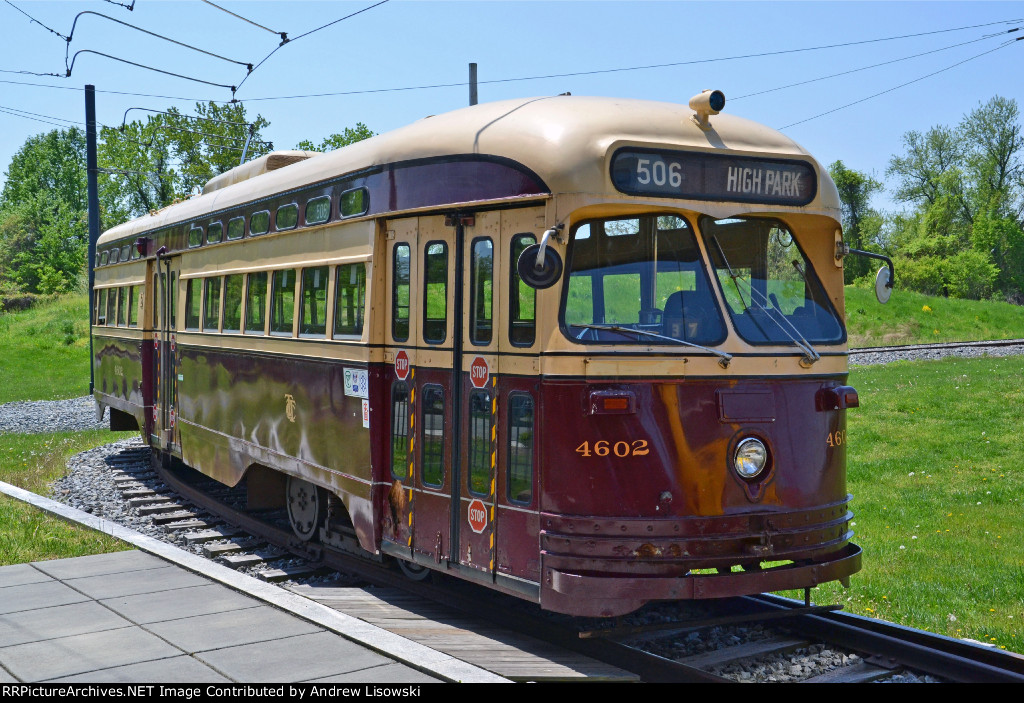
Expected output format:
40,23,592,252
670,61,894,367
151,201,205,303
517,243,562,289
875,265,892,304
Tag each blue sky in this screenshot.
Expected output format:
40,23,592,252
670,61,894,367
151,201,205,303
1,1,1022,213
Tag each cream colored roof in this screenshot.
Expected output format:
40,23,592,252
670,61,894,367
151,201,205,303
99,95,840,245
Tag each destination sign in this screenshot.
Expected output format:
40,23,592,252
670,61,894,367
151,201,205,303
610,148,817,206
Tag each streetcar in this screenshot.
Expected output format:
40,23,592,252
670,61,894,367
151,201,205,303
91,92,871,617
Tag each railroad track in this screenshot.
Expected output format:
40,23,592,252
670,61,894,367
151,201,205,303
850,338,1024,355
79,443,1024,683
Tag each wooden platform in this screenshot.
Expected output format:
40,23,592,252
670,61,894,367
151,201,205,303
288,583,637,682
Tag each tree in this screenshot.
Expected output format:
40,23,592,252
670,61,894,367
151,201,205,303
296,123,375,152
0,128,87,212
829,160,883,283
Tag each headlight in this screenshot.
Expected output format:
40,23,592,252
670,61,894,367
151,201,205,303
734,437,768,479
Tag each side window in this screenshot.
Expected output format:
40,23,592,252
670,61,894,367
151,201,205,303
250,211,270,236
120,245,130,262
391,382,410,480
110,248,119,264
116,287,127,326
223,274,243,333
300,266,329,337
203,277,222,331
127,286,138,328
422,241,447,344
100,251,109,266
392,244,411,342
170,272,177,329
507,394,534,504
470,238,493,345
188,226,203,248
106,287,116,325
270,268,296,335
227,217,245,240
244,272,268,334
185,278,201,330
340,187,368,217
96,289,107,325
207,221,223,244
333,263,366,338
421,385,444,488
509,234,537,346
305,196,331,226
468,389,493,496
275,204,298,231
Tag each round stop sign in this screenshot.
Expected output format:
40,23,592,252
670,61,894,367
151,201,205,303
470,356,489,388
395,350,410,380
468,498,488,533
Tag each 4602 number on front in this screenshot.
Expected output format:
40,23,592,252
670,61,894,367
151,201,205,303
575,440,649,458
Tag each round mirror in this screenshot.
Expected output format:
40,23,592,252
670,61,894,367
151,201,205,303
517,244,563,289
875,265,892,304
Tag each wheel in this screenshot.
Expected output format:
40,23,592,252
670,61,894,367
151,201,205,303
396,558,432,582
286,476,325,542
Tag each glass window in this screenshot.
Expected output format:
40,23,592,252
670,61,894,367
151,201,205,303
250,211,270,236
131,244,141,260
305,196,331,225
421,385,444,488
392,244,411,342
96,289,107,325
110,248,119,264
470,238,493,345
244,272,268,334
106,287,116,324
170,272,177,329
155,273,163,328
127,286,138,327
507,393,534,504
340,187,368,217
423,242,447,344
468,389,493,496
334,263,366,338
207,221,223,244
563,214,726,346
115,287,126,326
185,278,201,330
223,274,243,333
188,226,203,248
120,245,130,262
227,217,245,240
203,277,222,331
299,266,329,337
391,382,410,480
509,234,536,346
100,251,109,266
701,216,844,345
270,268,296,335
275,204,298,231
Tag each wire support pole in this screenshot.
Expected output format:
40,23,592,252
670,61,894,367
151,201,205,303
85,84,100,396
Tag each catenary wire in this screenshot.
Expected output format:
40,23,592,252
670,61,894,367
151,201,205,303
200,0,285,39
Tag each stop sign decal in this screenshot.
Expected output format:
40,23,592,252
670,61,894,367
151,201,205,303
395,350,410,380
470,356,489,388
468,498,488,533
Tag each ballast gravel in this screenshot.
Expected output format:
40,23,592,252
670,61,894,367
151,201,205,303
0,395,106,434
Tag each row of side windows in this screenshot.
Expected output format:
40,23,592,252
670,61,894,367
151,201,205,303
183,263,366,339
94,285,139,327
391,233,538,347
97,243,142,267
390,383,535,505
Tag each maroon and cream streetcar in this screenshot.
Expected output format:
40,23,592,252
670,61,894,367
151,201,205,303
92,92,870,617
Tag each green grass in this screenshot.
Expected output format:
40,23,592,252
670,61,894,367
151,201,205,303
845,285,1024,347
0,430,133,565
0,292,92,403
779,355,1024,653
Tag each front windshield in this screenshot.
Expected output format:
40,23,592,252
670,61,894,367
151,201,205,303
701,216,844,345
562,214,726,345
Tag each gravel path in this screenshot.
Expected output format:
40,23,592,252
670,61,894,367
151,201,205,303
849,343,1024,366
0,396,107,434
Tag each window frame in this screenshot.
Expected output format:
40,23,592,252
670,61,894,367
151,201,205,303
305,196,331,226
275,203,299,231
249,211,271,236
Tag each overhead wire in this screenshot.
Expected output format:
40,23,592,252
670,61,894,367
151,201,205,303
66,50,239,90
200,0,286,40
3,0,70,41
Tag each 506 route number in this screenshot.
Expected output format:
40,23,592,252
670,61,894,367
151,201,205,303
636,158,683,188
575,440,650,458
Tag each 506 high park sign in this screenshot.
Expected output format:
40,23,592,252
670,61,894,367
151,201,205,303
611,148,817,206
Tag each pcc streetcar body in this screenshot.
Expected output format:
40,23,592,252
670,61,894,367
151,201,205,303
92,96,860,617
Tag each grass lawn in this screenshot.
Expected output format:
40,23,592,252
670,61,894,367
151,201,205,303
0,430,133,565
779,354,1024,654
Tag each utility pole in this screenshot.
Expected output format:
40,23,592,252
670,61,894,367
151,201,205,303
469,63,478,106
86,85,100,395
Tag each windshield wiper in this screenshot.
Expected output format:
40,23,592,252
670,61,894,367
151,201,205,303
572,323,732,368
710,236,820,367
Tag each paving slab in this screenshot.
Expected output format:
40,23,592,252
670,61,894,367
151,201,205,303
0,665,17,683
145,606,322,652
0,563,50,588
195,631,409,683
47,656,231,684
64,564,209,600
32,550,167,580
0,626,181,682
0,580,89,615
306,663,442,684
100,583,263,624
0,600,132,647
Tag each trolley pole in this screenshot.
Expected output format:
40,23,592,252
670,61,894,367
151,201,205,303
469,63,478,106
86,84,100,395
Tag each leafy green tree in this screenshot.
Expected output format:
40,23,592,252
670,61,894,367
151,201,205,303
296,123,375,152
0,128,87,212
829,160,883,283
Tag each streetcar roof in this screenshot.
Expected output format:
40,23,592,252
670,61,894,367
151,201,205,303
98,95,840,245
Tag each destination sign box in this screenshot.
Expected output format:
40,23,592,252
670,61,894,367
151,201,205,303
610,148,817,206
